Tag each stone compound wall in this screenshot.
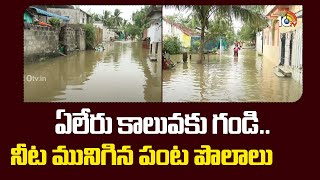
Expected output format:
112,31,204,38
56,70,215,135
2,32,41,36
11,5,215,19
76,28,86,51
24,24,86,62
60,25,86,54
24,26,60,62
60,26,77,54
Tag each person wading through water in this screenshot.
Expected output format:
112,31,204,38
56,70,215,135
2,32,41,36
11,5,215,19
234,43,240,57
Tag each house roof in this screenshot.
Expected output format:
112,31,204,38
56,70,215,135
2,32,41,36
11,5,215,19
163,18,199,36
29,6,70,21
24,9,34,16
265,5,292,18
79,9,91,17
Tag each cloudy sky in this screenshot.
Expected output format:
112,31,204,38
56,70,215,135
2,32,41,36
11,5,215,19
163,7,242,32
78,5,144,21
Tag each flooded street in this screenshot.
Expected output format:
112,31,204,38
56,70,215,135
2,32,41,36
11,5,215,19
24,41,161,102
163,48,302,102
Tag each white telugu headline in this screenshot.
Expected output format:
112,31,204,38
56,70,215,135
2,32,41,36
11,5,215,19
55,109,270,135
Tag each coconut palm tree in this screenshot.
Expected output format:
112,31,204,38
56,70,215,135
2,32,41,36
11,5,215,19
112,8,123,28
186,11,200,29
122,19,128,27
102,10,113,28
166,5,266,63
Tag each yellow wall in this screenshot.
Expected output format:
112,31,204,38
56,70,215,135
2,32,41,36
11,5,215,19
181,33,191,48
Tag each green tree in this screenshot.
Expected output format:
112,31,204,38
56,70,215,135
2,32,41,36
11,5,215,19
165,14,179,23
163,36,182,54
238,24,256,41
91,13,101,21
122,19,128,27
208,13,235,46
112,9,123,28
186,11,200,29
238,6,267,42
129,6,150,38
133,7,149,37
167,5,266,63
165,13,199,29
84,23,96,49
124,23,140,38
48,18,60,28
102,10,113,28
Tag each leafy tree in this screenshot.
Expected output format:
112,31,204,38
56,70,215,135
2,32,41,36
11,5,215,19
124,23,140,38
49,18,60,28
102,10,113,28
166,5,266,63
163,36,181,54
112,9,123,28
165,13,199,29
92,13,101,21
238,24,256,41
238,6,267,42
131,6,149,38
208,13,235,46
84,23,96,49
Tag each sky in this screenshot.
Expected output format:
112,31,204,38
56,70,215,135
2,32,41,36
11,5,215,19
78,5,144,21
163,7,242,32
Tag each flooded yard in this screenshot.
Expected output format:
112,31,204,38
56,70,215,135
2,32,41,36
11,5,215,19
163,48,302,102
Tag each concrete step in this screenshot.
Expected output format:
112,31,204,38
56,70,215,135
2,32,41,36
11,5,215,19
274,68,285,77
278,66,292,77
149,55,157,61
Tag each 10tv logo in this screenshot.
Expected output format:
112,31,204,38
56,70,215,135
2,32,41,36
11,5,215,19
278,10,298,27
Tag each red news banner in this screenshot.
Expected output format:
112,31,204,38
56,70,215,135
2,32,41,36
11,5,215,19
11,109,272,166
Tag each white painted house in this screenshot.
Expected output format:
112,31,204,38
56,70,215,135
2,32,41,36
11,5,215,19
146,6,162,60
163,18,180,38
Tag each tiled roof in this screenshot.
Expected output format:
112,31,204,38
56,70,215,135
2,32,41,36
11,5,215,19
163,18,200,36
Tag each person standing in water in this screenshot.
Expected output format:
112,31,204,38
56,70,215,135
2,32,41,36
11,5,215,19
234,43,240,57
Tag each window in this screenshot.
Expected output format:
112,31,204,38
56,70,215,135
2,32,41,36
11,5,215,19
82,18,85,24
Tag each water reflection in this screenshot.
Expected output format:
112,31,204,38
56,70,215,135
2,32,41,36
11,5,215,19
24,41,161,102
163,48,302,102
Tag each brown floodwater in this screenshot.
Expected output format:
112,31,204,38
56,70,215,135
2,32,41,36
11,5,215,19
24,41,161,102
163,48,302,102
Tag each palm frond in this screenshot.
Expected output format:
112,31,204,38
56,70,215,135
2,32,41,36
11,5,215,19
164,5,192,12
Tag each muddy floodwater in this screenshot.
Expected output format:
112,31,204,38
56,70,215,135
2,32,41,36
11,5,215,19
163,48,302,102
24,41,161,102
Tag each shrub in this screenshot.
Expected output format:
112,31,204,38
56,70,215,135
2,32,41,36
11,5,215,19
212,47,218,54
192,40,200,52
49,18,61,28
163,36,181,54
84,23,96,50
